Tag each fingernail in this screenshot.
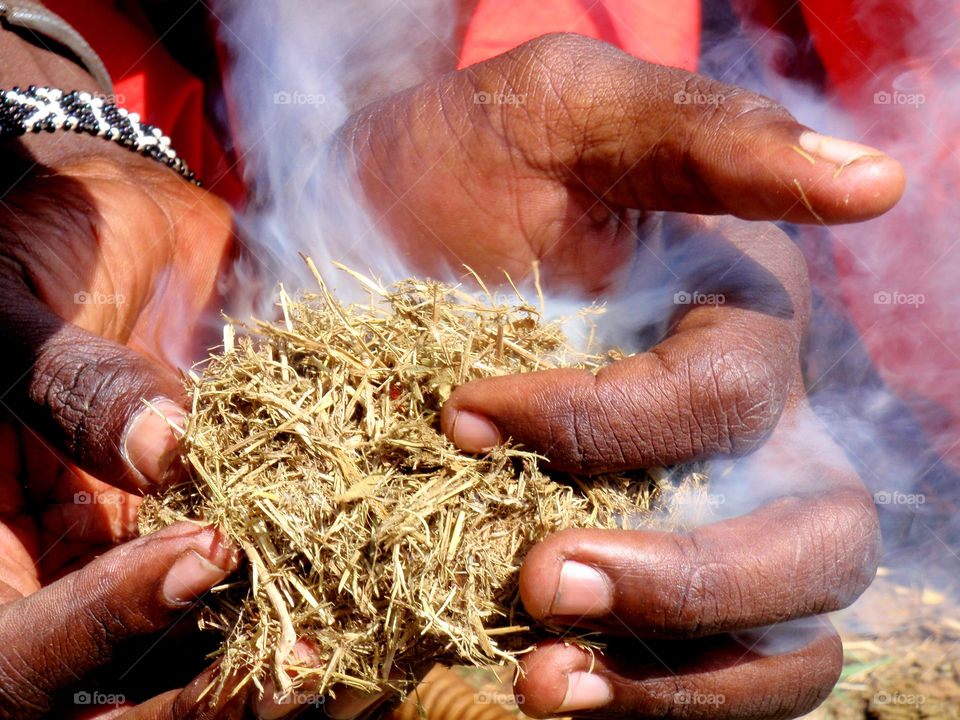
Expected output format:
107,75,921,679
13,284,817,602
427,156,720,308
558,671,613,713
451,410,500,453
162,549,231,606
325,688,385,719
551,561,612,617
798,131,886,166
124,399,185,487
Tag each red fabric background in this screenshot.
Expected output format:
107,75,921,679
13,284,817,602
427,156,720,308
459,0,700,69
44,0,243,205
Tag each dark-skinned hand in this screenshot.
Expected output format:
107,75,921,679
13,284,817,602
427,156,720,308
337,33,903,718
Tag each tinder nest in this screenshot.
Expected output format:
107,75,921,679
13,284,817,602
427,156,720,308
138,262,708,699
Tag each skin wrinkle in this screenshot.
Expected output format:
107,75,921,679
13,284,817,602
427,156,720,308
677,78,731,211
567,387,591,471
2,201,90,298
40,342,118,457
0,642,46,714
689,353,718,456
35,346,92,442
600,381,642,468
667,532,706,635
74,360,129,457
592,388,628,469
721,351,786,453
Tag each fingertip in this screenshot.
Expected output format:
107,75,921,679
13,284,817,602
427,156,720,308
123,398,185,490
521,532,613,622
441,405,501,453
835,151,907,219
785,131,906,223
516,643,612,717
518,537,563,620
140,523,239,606
161,549,233,606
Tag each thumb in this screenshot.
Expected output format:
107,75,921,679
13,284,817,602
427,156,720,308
0,523,238,720
496,34,905,223
0,282,186,493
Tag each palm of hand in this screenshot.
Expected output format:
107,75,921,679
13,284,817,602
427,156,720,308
0,157,233,363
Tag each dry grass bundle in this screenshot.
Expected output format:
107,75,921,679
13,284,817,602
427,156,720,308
138,262,707,699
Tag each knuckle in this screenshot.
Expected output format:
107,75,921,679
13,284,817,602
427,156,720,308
559,377,641,473
658,533,744,635
28,333,154,460
69,552,160,646
71,567,136,649
804,492,880,611
517,32,605,66
682,562,743,632
717,88,792,124
707,348,788,456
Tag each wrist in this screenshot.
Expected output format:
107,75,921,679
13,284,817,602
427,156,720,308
0,11,101,93
0,21,113,169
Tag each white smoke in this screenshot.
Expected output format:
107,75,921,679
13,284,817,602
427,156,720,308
213,0,458,316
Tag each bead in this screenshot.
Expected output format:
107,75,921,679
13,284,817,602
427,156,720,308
0,87,197,183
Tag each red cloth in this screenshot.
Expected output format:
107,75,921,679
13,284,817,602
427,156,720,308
799,0,913,103
459,0,700,70
43,0,243,206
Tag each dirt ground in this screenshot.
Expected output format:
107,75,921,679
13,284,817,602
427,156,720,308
802,565,960,720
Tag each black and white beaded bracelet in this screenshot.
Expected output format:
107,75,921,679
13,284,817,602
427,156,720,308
0,86,198,185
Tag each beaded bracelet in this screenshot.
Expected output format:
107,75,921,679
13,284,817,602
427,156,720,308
0,85,198,185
